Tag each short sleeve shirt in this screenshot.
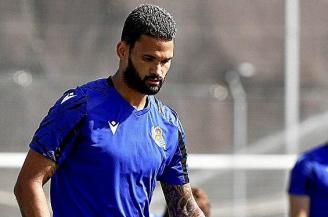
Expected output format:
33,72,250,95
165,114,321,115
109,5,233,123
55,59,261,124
288,144,328,217
29,78,189,217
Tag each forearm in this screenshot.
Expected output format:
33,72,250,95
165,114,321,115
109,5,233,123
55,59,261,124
290,206,309,217
14,182,51,217
168,205,204,217
162,183,205,217
289,195,309,217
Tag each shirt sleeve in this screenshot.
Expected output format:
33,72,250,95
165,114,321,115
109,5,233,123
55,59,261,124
29,87,87,165
288,156,312,196
158,119,190,185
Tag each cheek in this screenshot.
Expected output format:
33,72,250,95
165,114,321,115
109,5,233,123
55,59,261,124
162,64,171,76
132,59,148,74
137,64,150,76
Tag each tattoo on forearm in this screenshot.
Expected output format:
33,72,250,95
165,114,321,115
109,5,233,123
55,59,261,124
161,183,204,217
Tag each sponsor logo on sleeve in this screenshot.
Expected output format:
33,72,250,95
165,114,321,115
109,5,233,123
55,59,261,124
61,92,76,104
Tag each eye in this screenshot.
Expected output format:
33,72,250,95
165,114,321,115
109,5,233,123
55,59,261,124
161,59,171,65
143,56,154,62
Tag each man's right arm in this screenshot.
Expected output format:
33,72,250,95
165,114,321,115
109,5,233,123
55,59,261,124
289,195,310,217
14,149,57,217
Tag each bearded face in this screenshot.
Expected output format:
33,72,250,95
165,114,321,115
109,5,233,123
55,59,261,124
123,56,164,95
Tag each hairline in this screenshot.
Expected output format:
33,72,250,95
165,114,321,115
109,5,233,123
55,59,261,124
125,34,175,50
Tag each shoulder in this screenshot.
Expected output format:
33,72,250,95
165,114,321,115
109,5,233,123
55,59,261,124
288,145,328,195
51,86,87,116
291,145,328,173
79,78,109,90
78,78,112,97
298,144,328,163
56,79,108,105
306,144,328,156
150,96,183,130
59,78,114,110
50,78,109,116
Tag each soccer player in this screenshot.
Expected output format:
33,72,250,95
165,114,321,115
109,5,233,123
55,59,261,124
288,143,328,217
14,4,205,217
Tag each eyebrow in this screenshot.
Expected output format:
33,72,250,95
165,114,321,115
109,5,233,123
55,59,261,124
143,54,173,62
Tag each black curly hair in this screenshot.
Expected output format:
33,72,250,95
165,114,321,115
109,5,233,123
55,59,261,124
121,4,176,48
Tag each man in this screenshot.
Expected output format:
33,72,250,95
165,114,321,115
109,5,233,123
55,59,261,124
288,143,328,217
14,4,205,217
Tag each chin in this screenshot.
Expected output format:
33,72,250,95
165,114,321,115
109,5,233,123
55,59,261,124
146,89,160,95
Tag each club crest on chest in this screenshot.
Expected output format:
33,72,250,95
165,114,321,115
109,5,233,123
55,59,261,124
151,126,166,150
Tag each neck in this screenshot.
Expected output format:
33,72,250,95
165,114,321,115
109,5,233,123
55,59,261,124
111,73,148,110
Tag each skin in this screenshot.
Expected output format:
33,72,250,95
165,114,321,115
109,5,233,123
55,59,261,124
163,187,211,217
289,195,310,217
192,187,211,216
112,34,173,110
14,34,204,217
14,149,56,217
161,183,206,217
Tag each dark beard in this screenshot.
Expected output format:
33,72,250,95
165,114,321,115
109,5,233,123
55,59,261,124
123,57,163,95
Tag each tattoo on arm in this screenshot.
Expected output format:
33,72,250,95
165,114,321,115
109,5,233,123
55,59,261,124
161,182,205,217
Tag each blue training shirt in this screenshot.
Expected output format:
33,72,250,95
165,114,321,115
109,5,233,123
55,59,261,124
29,78,189,217
288,144,328,217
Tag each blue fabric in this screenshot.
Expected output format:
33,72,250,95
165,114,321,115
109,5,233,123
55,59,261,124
29,78,189,217
288,144,328,217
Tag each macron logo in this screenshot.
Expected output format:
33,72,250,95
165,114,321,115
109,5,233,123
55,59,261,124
108,121,119,135
61,92,76,104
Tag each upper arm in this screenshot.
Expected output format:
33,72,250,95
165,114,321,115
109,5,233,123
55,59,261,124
14,149,56,217
161,182,205,217
288,156,311,217
29,88,87,165
288,157,312,196
289,195,310,217
158,129,189,185
16,149,57,187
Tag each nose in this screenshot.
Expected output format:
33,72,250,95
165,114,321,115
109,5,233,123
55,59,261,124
150,63,163,76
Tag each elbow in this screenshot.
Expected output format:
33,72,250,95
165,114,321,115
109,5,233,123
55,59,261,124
14,180,23,199
14,178,29,200
14,177,44,200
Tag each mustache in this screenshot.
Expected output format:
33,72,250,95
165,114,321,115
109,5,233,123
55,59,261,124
144,75,163,81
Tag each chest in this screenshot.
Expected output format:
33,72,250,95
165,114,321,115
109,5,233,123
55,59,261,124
75,105,177,177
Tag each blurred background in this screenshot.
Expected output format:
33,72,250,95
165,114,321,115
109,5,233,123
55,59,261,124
1,0,328,216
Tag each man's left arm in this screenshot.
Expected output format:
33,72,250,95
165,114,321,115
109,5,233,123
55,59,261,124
161,182,205,217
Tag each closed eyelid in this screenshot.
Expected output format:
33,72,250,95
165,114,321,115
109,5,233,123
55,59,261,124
143,55,155,61
161,58,172,64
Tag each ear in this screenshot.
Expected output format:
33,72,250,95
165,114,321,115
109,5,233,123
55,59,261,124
116,41,128,59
